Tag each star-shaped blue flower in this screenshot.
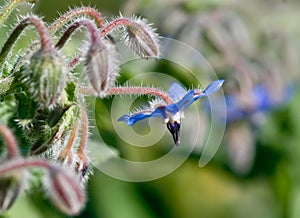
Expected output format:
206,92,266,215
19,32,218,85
118,80,224,145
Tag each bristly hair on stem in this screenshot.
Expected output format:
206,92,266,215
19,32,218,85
77,84,173,104
0,0,37,27
12,6,105,69
0,15,53,72
75,104,90,183
49,6,105,34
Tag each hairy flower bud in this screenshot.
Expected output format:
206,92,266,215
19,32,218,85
122,17,160,58
85,39,119,96
47,166,86,215
0,169,25,213
24,49,68,108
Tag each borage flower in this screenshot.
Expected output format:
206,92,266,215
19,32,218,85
118,80,224,145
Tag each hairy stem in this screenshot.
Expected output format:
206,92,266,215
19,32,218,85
0,125,19,158
0,0,36,27
55,19,100,50
58,118,80,163
49,7,104,34
0,16,52,70
16,7,104,68
77,105,88,159
78,85,173,104
0,159,53,175
101,17,135,37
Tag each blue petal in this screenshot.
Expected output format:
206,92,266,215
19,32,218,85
118,114,130,122
203,80,224,95
118,113,152,126
167,82,187,102
165,90,195,113
194,80,224,100
166,80,224,113
118,107,167,126
151,107,168,118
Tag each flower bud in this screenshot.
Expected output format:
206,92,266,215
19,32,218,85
47,166,86,215
122,17,160,58
24,48,68,108
0,169,25,213
85,39,119,96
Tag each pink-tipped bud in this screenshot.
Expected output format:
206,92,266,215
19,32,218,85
85,39,119,96
24,48,68,108
0,169,25,213
47,166,86,215
122,17,160,58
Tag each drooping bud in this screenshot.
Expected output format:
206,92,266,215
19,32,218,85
56,18,119,96
85,39,119,96
121,17,160,58
47,166,86,215
0,169,25,213
24,48,68,108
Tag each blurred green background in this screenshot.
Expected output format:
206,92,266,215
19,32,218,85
2,0,300,217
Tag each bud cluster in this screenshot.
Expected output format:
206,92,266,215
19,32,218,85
0,0,161,215
0,125,86,215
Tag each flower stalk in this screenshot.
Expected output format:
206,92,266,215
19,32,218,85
49,6,104,34
58,118,80,164
0,159,51,176
55,19,101,49
0,15,52,70
78,85,173,104
0,0,36,27
0,125,19,158
75,105,89,180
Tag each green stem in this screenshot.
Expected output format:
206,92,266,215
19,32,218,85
0,0,36,27
0,16,52,73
